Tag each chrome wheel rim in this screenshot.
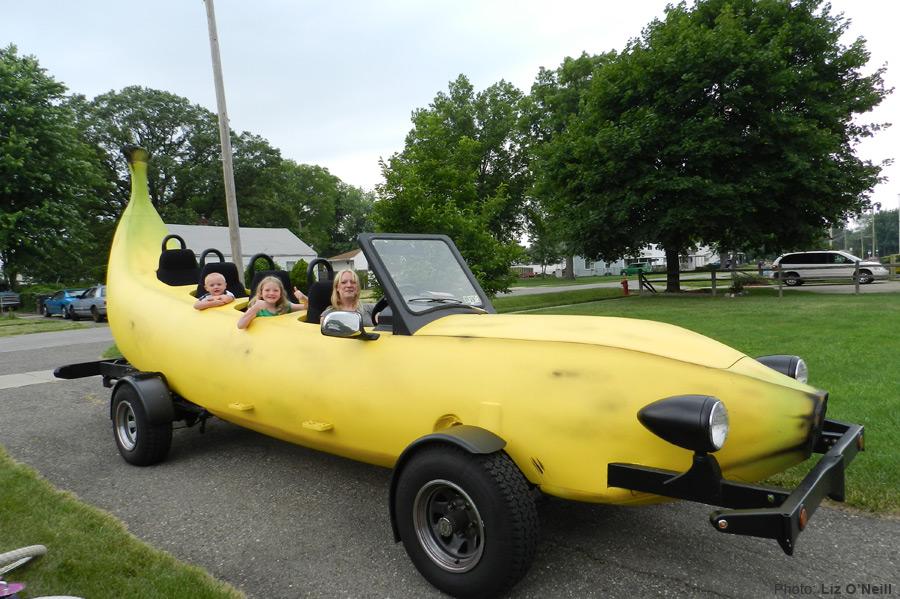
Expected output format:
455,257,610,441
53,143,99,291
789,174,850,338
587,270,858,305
115,401,137,451
413,479,484,573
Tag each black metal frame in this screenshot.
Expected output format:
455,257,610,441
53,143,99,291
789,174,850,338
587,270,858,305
608,419,863,555
54,359,212,429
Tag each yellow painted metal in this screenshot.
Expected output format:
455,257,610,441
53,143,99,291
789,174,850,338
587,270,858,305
107,149,824,505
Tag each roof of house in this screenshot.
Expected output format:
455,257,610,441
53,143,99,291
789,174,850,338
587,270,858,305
328,248,362,261
166,224,316,258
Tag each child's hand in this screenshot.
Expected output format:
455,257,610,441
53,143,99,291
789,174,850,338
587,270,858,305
293,287,308,304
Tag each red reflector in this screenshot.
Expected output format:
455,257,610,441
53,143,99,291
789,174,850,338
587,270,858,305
857,435,865,451
798,506,808,530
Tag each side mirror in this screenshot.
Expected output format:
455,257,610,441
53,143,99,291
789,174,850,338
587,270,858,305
321,311,379,341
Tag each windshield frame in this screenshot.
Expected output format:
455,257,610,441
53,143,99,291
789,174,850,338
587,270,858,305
358,233,495,335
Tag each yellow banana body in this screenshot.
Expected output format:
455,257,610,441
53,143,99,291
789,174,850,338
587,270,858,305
108,150,822,504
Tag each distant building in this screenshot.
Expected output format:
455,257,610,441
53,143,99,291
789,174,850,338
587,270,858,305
519,244,717,277
328,248,368,272
165,224,316,270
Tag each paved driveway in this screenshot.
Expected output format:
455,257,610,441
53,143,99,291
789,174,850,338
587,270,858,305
1,329,898,598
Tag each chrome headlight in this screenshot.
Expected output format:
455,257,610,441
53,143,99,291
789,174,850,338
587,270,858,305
638,395,729,453
756,355,808,384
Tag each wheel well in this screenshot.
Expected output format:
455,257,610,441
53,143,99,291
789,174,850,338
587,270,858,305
388,425,507,542
110,373,174,425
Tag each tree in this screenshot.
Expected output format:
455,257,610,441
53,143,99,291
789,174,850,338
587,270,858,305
375,75,529,295
0,45,105,288
535,0,889,291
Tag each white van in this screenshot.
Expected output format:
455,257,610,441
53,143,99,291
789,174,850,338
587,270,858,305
772,250,888,286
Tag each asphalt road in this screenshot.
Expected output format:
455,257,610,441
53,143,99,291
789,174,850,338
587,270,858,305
0,329,898,598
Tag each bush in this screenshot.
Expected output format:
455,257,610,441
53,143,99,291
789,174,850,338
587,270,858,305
244,256,285,286
290,259,309,291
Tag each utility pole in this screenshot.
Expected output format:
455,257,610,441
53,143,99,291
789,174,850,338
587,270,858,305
871,202,881,258
204,0,244,282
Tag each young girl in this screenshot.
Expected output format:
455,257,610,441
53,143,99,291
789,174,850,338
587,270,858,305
237,276,307,329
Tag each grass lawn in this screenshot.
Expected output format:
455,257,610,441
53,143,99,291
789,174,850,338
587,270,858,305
0,313,84,337
0,447,243,599
511,274,619,287
526,287,899,514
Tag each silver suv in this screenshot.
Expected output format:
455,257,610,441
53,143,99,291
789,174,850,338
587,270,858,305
773,250,889,286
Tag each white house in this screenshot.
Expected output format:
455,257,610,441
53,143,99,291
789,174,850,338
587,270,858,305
521,244,717,277
327,248,369,272
165,224,316,271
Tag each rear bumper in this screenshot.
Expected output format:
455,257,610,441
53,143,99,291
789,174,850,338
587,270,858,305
608,418,864,555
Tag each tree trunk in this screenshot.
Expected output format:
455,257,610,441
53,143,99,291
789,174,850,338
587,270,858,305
564,255,575,280
665,247,681,293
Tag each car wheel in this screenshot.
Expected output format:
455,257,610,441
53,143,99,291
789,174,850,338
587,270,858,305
112,384,172,466
91,306,103,323
41,304,50,317
858,270,873,284
68,306,79,320
395,446,538,598
784,272,801,286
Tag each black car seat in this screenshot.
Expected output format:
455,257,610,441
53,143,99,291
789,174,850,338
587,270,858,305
247,253,294,302
157,234,200,286
195,248,248,299
305,258,335,324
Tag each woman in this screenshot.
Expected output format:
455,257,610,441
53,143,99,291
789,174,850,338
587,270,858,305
321,269,376,327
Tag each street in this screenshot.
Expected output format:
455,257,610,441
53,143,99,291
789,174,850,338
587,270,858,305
0,328,897,598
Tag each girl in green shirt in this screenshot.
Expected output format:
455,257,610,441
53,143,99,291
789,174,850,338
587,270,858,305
237,275,307,329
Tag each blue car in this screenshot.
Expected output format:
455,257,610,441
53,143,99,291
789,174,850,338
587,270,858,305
42,288,87,318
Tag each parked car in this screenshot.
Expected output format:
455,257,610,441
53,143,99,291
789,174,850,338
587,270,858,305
620,262,652,275
42,288,87,317
69,285,107,322
772,250,889,286
0,290,21,311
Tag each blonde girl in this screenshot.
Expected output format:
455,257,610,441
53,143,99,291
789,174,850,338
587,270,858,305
237,275,307,329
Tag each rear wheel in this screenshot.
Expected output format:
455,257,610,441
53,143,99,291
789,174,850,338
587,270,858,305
41,304,50,317
858,269,874,284
395,446,538,598
112,384,172,466
68,306,79,320
91,306,103,322
784,272,802,286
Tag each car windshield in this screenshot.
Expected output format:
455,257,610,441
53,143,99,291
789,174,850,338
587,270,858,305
371,238,484,314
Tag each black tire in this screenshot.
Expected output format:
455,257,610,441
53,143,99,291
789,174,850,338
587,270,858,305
41,304,50,317
68,306,79,320
395,446,538,599
858,269,873,284
112,384,172,466
91,306,103,322
784,272,801,286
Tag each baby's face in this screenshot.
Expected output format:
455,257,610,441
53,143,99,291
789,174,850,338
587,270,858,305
204,275,227,296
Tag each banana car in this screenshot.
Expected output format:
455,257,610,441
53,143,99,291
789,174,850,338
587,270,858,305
58,148,864,599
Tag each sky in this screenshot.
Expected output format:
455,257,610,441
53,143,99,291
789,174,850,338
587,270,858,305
2,0,898,213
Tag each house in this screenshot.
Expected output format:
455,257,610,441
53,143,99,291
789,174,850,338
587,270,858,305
328,248,369,272
165,224,316,271
520,244,717,277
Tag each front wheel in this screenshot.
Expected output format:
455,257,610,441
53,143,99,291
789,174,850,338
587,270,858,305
395,447,538,598
112,384,172,466
858,270,874,284
68,306,78,320
91,306,104,322
783,272,802,286
41,304,50,317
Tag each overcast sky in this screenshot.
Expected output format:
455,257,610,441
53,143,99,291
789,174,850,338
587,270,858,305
3,0,898,212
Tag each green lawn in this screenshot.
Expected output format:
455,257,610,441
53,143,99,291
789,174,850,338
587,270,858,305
525,288,900,513
0,313,84,337
0,448,243,599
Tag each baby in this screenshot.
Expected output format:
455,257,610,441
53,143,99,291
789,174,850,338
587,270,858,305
193,272,235,310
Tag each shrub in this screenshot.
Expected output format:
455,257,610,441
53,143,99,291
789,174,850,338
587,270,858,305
290,259,309,291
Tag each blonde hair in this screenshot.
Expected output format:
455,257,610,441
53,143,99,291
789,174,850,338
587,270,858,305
251,275,290,314
331,269,360,310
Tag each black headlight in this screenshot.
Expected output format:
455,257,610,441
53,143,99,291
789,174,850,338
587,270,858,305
638,395,729,453
756,355,808,383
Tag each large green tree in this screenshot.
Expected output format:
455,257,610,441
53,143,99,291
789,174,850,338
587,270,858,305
536,0,889,291
0,45,105,288
375,75,528,295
